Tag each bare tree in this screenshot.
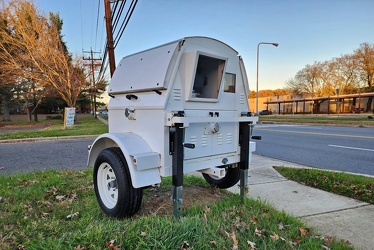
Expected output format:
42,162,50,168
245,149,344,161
286,43,374,108
287,49,371,98
354,43,374,111
287,62,326,97
0,0,89,112
329,55,360,94
354,43,374,89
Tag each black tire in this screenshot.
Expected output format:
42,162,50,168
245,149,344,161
202,164,240,189
93,147,143,218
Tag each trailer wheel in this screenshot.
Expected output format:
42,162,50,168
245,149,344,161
93,147,143,218
202,164,240,189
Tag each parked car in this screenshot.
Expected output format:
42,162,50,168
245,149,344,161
96,110,108,116
256,109,272,116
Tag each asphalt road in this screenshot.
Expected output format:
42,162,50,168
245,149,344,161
253,124,374,176
0,137,96,175
1,124,373,176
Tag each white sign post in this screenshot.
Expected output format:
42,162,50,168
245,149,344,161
64,107,76,129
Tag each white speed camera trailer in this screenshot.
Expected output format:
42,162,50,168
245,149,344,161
88,36,259,218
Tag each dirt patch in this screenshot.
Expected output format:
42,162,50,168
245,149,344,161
138,185,230,217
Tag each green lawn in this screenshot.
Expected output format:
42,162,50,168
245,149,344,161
0,114,367,249
0,169,353,249
259,115,374,127
275,167,374,204
0,115,108,140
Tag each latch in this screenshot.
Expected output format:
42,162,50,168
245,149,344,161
125,108,136,120
169,127,195,155
174,111,185,117
126,94,138,100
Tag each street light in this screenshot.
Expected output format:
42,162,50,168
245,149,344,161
277,95,280,115
256,42,279,113
336,88,340,118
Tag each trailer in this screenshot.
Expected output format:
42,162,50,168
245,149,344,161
87,36,259,218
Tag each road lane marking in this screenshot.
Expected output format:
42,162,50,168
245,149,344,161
254,128,374,139
328,144,374,152
255,124,302,128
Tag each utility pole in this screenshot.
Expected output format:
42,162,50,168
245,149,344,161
83,49,102,118
104,0,116,77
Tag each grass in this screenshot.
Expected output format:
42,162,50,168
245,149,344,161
0,115,108,140
0,168,353,249
274,167,374,204
259,115,374,127
0,114,365,248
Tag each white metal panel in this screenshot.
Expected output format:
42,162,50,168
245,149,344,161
109,41,180,94
183,154,241,173
165,114,258,127
184,36,238,56
130,152,160,171
87,133,161,188
108,91,168,111
250,141,256,152
198,167,225,178
184,122,237,160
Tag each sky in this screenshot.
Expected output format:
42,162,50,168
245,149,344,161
34,0,374,92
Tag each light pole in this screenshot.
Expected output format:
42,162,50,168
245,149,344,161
256,42,278,114
336,88,340,117
292,94,296,116
277,95,280,115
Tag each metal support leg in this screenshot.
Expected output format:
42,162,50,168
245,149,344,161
170,123,184,218
239,122,251,201
173,186,183,217
239,169,249,198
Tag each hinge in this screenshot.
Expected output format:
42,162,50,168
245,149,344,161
173,111,185,117
178,40,185,51
241,112,252,117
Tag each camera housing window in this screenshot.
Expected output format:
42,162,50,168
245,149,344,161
224,73,236,93
191,54,226,100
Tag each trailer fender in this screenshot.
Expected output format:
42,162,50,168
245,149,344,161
88,133,161,188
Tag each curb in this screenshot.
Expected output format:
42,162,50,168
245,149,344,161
0,135,98,144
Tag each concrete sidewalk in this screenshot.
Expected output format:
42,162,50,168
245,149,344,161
229,154,373,250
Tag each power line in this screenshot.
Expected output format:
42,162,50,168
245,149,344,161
98,18,106,56
111,0,120,18
112,0,126,32
83,49,102,118
98,44,108,78
114,0,138,48
94,0,101,51
79,0,84,51
90,0,95,49
96,0,139,78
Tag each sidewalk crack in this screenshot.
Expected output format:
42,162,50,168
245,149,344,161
298,204,371,218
